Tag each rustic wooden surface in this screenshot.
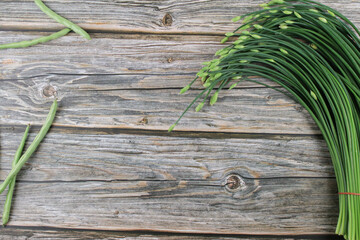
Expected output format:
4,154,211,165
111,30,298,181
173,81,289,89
0,0,354,239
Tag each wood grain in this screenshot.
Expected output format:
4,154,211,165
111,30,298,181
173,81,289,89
0,126,337,235
0,79,318,134
0,126,332,182
0,227,343,240
0,177,339,234
0,0,358,34
0,31,277,88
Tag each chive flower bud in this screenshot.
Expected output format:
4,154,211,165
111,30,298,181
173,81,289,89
180,85,190,94
254,24,263,29
311,43,318,50
309,9,319,13
283,10,293,15
195,102,205,112
229,82,238,90
232,16,241,22
168,124,176,132
310,90,318,100
319,17,328,23
279,23,288,29
225,32,235,37
240,24,251,30
327,10,336,17
243,15,253,24
251,34,262,39
210,92,219,105
235,45,245,49
280,48,288,54
294,11,302,18
285,20,295,24
221,37,229,43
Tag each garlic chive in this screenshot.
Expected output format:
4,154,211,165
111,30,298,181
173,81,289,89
327,10,336,17
280,48,288,54
195,102,205,112
310,91,318,101
180,85,190,94
254,24,263,29
220,37,229,44
319,17,328,23
231,16,241,22
294,11,302,18
210,92,219,105
168,124,176,132
251,34,262,39
310,43,318,50
243,15,253,24
225,32,235,37
282,10,293,15
229,82,238,90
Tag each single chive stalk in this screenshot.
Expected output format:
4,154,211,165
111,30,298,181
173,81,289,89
34,0,91,40
0,28,70,49
0,99,58,194
2,125,30,226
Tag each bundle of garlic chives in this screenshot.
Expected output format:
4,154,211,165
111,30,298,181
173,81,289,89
170,0,360,239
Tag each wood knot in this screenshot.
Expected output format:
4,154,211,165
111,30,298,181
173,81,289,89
138,117,148,125
42,85,57,98
224,174,246,192
167,57,174,63
162,13,173,26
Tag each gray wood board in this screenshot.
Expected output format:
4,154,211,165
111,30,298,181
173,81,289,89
0,0,358,34
0,79,317,134
0,127,332,181
0,227,342,240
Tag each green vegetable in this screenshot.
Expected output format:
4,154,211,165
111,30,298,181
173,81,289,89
0,99,57,194
2,125,30,226
34,0,91,40
171,1,360,239
0,28,70,49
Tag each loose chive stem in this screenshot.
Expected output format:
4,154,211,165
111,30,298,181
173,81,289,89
2,125,30,226
0,99,58,194
34,0,91,40
0,28,70,49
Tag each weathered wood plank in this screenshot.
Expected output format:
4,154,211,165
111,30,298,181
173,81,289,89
0,227,342,240
0,31,276,89
0,126,332,182
0,177,339,234
0,228,344,240
0,0,359,34
0,80,318,134
0,126,338,235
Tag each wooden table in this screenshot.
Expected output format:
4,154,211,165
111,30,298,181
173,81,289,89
0,0,356,239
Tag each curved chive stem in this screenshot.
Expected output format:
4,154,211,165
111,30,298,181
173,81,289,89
34,0,91,40
0,99,58,194
0,28,70,49
2,125,30,226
